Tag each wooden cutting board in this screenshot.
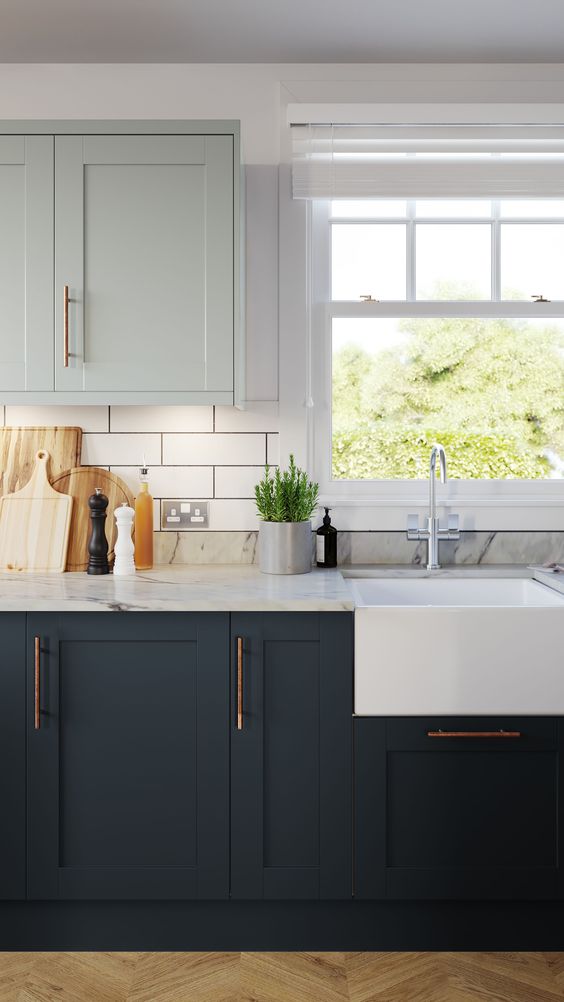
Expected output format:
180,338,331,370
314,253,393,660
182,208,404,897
0,450,73,573
0,426,82,496
52,467,134,572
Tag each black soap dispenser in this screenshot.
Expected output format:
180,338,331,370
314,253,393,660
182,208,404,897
316,507,337,568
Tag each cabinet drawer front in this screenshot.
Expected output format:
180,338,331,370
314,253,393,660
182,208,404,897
355,717,563,901
386,716,557,751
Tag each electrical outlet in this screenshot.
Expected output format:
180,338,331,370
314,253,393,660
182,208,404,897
161,500,210,529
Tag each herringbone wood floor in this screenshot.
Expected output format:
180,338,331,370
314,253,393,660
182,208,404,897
2,952,564,1001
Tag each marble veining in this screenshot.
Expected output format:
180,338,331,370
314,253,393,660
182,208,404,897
0,564,354,613
153,530,564,568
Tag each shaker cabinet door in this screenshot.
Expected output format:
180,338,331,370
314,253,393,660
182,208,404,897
0,615,26,900
0,136,53,392
230,613,353,900
355,717,564,901
54,135,234,398
27,613,230,900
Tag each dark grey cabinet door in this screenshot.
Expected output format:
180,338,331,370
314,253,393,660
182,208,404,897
231,613,353,900
355,717,564,901
0,615,26,900
27,613,230,900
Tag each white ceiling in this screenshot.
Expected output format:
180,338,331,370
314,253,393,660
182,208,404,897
1,0,564,63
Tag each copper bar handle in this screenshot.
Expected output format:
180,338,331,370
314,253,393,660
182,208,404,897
63,285,69,367
427,730,521,739
236,636,244,731
34,636,41,731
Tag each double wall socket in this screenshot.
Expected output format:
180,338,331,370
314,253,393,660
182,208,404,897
161,500,210,530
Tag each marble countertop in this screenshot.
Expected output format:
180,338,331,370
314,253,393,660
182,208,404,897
0,564,355,612
0,562,558,612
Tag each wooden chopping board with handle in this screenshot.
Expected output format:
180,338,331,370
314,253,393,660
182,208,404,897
0,426,82,496
51,467,134,571
0,450,73,572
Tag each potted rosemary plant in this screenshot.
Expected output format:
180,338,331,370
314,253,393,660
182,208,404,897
254,455,319,574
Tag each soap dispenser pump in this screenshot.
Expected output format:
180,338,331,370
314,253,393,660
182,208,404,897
316,507,337,568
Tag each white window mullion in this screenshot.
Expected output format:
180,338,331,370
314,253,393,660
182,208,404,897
491,198,501,301
406,199,416,301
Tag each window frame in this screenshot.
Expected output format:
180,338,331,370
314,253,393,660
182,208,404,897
310,199,564,530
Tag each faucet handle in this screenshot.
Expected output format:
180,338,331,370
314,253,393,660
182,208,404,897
407,513,420,539
447,513,460,535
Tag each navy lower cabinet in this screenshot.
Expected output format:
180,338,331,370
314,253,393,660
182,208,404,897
26,613,230,900
0,615,26,900
355,716,564,901
230,613,353,899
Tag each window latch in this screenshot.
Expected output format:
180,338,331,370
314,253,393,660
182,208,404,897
360,294,379,302
532,294,550,302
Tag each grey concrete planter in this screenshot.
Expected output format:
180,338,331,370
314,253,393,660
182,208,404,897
258,520,313,575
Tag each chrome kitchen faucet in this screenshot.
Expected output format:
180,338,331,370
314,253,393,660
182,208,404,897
407,444,460,570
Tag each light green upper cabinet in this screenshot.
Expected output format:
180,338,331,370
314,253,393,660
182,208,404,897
0,122,241,404
0,137,53,393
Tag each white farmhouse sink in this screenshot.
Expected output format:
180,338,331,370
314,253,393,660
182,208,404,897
349,576,564,608
351,574,564,716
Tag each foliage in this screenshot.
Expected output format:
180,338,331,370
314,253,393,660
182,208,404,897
333,311,564,480
255,455,319,522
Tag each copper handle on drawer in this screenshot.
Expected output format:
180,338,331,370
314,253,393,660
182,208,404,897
63,285,69,367
427,729,521,738
236,636,244,731
34,636,41,730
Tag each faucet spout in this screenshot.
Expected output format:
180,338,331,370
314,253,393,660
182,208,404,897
406,444,459,570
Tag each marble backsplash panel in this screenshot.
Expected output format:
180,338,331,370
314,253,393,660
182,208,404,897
154,530,564,567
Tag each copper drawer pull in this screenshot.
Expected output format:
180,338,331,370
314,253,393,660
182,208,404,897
63,285,69,367
427,729,521,738
236,636,244,731
34,636,41,730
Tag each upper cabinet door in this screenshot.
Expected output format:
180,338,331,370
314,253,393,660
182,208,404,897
54,135,234,398
0,136,53,392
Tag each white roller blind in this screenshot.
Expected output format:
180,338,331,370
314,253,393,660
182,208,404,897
291,123,564,199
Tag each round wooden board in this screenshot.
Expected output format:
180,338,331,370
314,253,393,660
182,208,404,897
52,467,134,572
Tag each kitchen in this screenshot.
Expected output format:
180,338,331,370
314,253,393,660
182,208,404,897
3,3,564,1000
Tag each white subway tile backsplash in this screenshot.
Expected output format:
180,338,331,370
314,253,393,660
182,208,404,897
6,405,109,433
111,465,213,500
19,404,284,541
267,433,280,466
214,403,279,433
82,433,161,467
163,433,265,467
208,499,259,531
110,406,213,433
215,466,263,499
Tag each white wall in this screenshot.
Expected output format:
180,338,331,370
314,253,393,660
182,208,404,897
2,63,564,163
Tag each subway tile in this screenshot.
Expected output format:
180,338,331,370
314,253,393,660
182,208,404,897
214,402,279,433
214,466,264,499
209,499,260,531
82,434,161,467
163,433,265,467
110,406,213,433
267,433,280,466
5,405,109,433
111,465,213,500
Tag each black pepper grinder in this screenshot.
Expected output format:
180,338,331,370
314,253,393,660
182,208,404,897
87,487,110,575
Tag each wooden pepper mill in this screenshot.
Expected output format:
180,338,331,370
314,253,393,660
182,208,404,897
87,487,110,575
